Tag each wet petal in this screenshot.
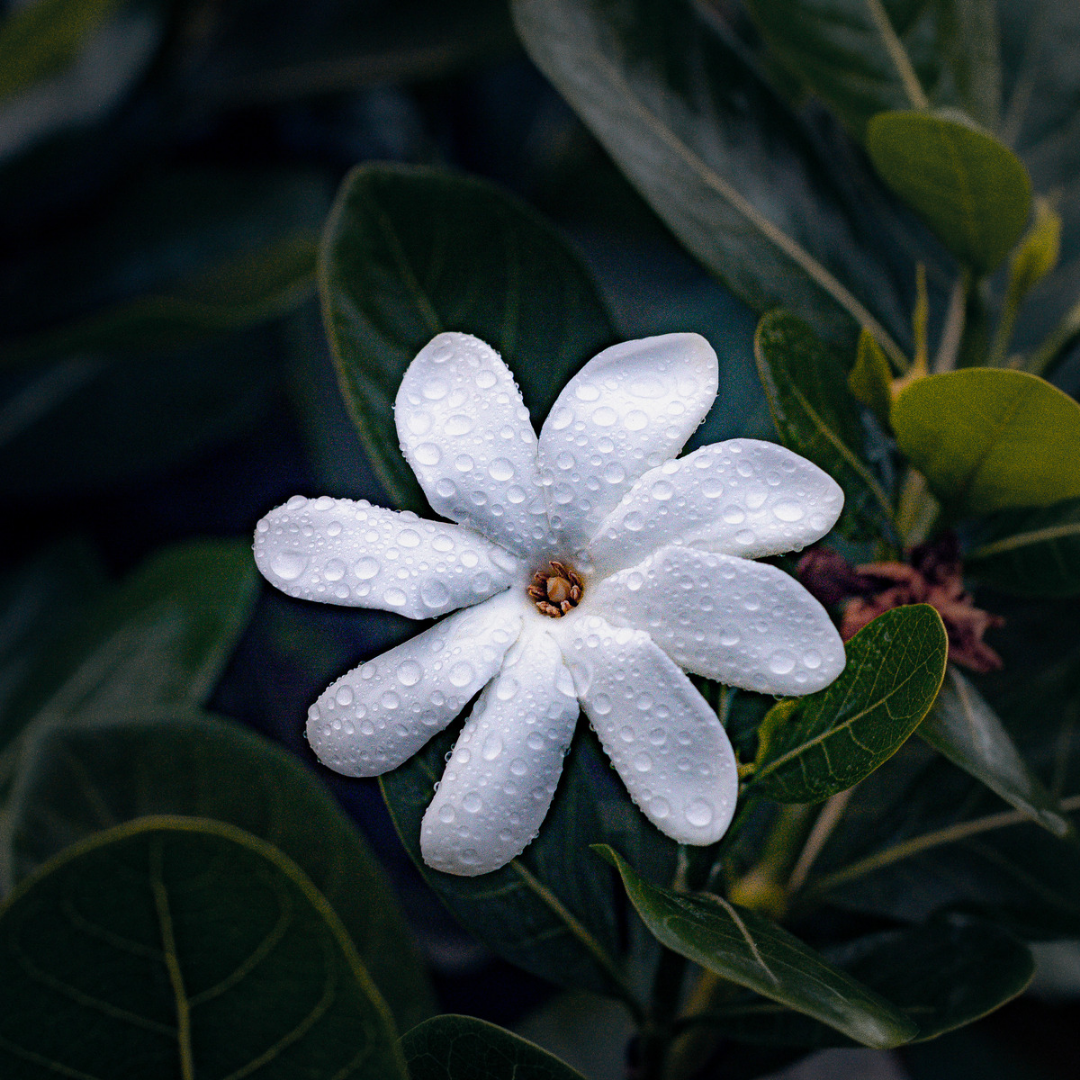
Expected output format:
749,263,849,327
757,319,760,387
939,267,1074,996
587,440,844,577
559,615,738,845
306,592,524,777
421,627,579,876
538,334,718,549
255,495,523,618
396,332,557,558
590,545,846,696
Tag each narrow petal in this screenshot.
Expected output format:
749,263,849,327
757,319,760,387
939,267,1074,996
538,334,718,549
420,626,579,876
559,615,738,845
587,440,844,577
306,591,524,777
396,332,557,558
255,496,522,618
590,546,846,696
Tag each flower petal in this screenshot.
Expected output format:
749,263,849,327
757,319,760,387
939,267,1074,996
396,332,557,558
587,440,844,577
306,592,524,777
538,334,718,549
559,615,738,845
590,545,846,695
255,496,523,618
420,626,579,876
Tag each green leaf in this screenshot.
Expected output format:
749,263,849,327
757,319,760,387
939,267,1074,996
319,162,614,512
919,667,1072,838
967,496,1080,597
1007,198,1062,302
1,712,436,1031
511,0,909,362
755,310,895,539
754,606,948,803
402,1015,588,1080
891,368,1080,516
0,817,408,1078
597,846,918,1048
848,328,895,427
866,111,1032,273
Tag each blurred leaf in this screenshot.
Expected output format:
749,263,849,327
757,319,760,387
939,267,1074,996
597,846,918,1048
848,328,894,427
1,711,436,1031
755,310,895,539
755,606,948,804
867,111,1031,273
743,0,1000,137
402,1014,587,1080
512,0,910,362
919,666,1072,837
319,162,614,513
892,368,1080,516
967,496,1080,596
1008,198,1062,302
0,817,408,1078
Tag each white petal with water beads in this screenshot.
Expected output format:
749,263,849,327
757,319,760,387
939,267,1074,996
421,627,580,876
306,592,523,777
254,496,522,618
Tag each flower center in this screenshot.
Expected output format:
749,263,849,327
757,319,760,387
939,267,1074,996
528,560,584,618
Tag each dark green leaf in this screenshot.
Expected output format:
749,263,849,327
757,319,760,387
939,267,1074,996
511,0,910,361
597,846,918,1048
0,817,408,1078
402,1014,587,1080
892,368,1080,516
867,111,1031,273
1,711,436,1031
754,310,895,539
319,162,614,512
919,666,1071,838
754,606,948,803
967,496,1080,596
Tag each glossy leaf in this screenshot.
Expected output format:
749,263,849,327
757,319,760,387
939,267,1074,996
319,162,614,512
402,1014,587,1080
754,605,948,804
967,497,1080,596
867,111,1031,273
919,666,1071,838
512,0,909,360
892,368,1080,516
598,846,918,1048
1,711,436,1031
0,817,408,1079
755,310,894,538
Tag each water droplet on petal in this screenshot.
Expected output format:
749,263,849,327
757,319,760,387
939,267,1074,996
462,792,482,813
685,799,713,827
415,443,441,466
449,662,475,687
397,659,423,686
355,556,380,580
773,500,804,522
482,734,503,761
270,551,307,581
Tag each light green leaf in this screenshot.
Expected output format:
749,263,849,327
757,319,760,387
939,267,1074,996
920,667,1072,838
402,1014,587,1080
755,606,948,804
755,310,895,539
0,817,408,1079
967,496,1080,596
319,162,614,513
866,111,1031,273
848,328,895,427
597,846,918,1048
1,711,436,1031
511,0,908,362
891,368,1080,516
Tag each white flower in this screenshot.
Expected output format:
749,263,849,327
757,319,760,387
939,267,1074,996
254,332,846,876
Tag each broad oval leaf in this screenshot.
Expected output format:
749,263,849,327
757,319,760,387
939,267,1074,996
754,605,948,803
755,310,895,538
319,162,614,513
402,1014,587,1080
1,711,436,1031
0,817,408,1079
867,111,1031,273
597,846,918,1048
892,368,1080,516
919,667,1072,838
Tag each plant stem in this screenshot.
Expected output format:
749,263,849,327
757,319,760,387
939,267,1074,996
933,271,969,373
785,788,855,895
865,0,929,110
